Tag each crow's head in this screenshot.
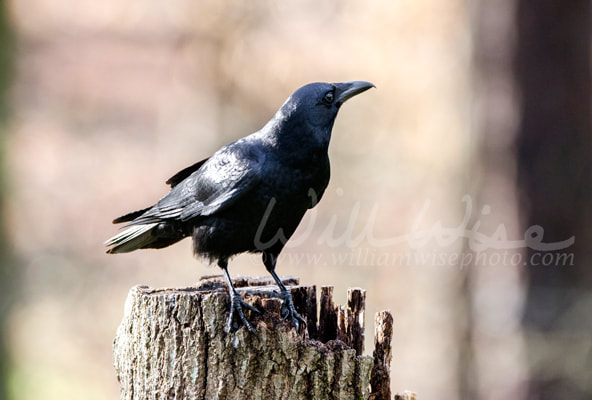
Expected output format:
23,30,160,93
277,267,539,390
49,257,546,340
268,81,375,146
288,81,375,126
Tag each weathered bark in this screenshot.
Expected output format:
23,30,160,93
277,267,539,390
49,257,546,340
370,311,394,400
318,285,338,343
394,391,417,400
113,276,394,400
337,288,366,356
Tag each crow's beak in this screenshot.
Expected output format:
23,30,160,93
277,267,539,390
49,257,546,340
335,81,376,105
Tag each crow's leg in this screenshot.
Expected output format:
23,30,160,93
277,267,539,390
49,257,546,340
219,258,260,333
263,252,306,333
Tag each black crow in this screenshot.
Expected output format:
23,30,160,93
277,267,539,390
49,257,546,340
106,81,375,333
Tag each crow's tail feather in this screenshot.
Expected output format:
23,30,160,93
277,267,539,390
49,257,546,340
105,223,160,254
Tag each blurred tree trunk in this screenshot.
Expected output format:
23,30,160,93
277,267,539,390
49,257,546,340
515,1,592,398
0,1,14,399
465,1,525,398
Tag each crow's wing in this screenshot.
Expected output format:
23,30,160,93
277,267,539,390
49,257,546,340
111,157,210,224
165,157,209,188
127,141,265,225
112,206,153,224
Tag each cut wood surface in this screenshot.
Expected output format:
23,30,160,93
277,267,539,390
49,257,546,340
113,275,394,400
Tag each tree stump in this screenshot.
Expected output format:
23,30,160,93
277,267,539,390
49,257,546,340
113,276,394,400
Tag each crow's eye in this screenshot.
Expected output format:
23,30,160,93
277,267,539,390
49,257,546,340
322,91,334,105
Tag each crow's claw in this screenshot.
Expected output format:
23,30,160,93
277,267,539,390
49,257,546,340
278,290,307,333
226,292,260,334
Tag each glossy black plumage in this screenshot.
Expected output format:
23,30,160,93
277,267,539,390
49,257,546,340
106,81,375,332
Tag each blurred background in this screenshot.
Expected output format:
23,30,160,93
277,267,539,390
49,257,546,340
0,0,590,399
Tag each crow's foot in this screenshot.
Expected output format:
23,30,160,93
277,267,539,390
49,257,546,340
226,292,260,334
278,290,306,333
